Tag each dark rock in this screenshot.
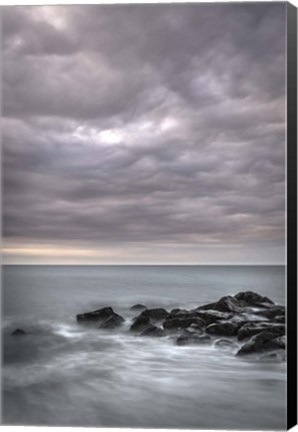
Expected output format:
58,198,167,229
195,309,234,325
214,338,239,349
254,305,285,320
130,315,152,332
100,314,125,329
274,335,286,349
234,291,274,307
237,322,285,341
274,315,286,323
77,307,116,322
164,314,205,331
130,304,146,311
198,296,242,314
169,308,183,315
136,308,169,321
11,328,26,336
176,331,211,346
236,331,286,356
141,326,165,337
205,321,241,336
259,350,286,362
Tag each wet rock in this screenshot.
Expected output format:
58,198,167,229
274,315,285,323
100,314,125,329
259,350,286,362
198,296,242,314
195,309,234,325
77,307,116,323
136,308,169,321
130,304,146,311
214,338,239,349
234,291,274,307
163,313,205,331
130,315,152,332
141,326,165,337
274,335,286,349
205,321,241,336
169,308,182,314
254,305,285,320
176,331,211,346
237,322,285,341
236,331,286,356
11,328,26,336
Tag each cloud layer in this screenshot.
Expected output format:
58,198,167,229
2,3,286,264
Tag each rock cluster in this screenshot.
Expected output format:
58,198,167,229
74,291,286,360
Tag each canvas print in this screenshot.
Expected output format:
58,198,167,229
2,2,289,430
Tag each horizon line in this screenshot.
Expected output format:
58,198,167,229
2,263,286,266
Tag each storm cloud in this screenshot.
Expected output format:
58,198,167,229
2,3,286,264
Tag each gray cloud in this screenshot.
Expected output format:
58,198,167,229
2,3,286,263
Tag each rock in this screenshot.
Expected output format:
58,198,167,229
198,296,242,314
236,331,286,356
274,315,285,323
205,321,241,336
237,322,285,341
274,335,286,349
136,308,169,321
176,331,211,346
234,291,274,307
254,305,285,320
141,326,165,337
214,338,239,349
77,307,116,322
163,313,205,331
169,308,183,316
259,350,286,362
100,314,125,329
130,315,152,332
130,304,146,311
195,309,234,325
11,328,26,336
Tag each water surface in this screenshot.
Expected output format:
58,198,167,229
2,265,286,429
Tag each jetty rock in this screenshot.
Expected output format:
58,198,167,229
130,314,152,332
100,314,125,329
237,322,285,341
130,304,146,311
77,306,118,323
236,330,285,356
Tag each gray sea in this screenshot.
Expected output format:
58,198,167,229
2,265,286,429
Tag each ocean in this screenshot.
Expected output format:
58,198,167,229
2,265,286,429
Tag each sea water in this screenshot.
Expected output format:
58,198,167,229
2,265,286,429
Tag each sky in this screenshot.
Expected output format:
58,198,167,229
2,2,286,265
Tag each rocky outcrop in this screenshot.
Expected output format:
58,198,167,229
136,308,169,321
205,321,241,336
163,310,205,331
194,309,233,325
77,307,116,323
130,304,146,311
254,305,285,320
236,331,286,356
234,291,274,307
237,322,285,341
100,314,125,329
130,314,152,332
74,291,286,361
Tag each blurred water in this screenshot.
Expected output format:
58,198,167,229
2,265,286,429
